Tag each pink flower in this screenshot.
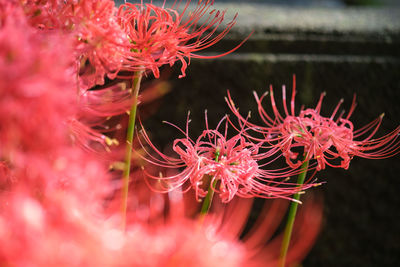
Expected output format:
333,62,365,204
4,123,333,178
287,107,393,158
226,76,400,170
139,115,315,203
117,0,250,78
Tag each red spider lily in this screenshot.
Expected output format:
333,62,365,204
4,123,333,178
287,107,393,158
138,114,316,203
226,76,400,171
21,0,129,90
117,0,250,79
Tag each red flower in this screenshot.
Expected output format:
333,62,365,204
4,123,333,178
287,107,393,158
139,115,315,203
117,0,249,78
226,76,400,170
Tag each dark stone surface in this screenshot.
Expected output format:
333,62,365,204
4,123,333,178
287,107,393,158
139,3,400,266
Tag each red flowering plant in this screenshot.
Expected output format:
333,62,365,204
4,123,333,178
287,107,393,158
226,76,400,171
117,0,248,78
0,0,398,266
113,0,252,225
225,76,400,266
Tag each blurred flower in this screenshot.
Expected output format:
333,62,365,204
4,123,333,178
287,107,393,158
125,219,246,267
0,161,322,267
237,195,323,267
0,186,133,266
104,180,323,267
124,184,323,267
0,5,111,202
71,74,172,163
0,184,248,267
0,6,75,158
226,76,400,170
139,115,316,203
117,0,249,78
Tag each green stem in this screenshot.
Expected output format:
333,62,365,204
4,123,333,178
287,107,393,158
200,149,220,215
200,178,218,215
279,157,309,267
121,70,143,231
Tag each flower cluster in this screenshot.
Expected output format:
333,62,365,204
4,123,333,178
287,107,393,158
139,115,316,203
117,0,248,78
139,75,399,205
226,76,400,171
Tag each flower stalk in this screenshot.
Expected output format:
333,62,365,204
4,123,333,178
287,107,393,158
200,148,220,215
279,157,309,267
121,70,144,230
